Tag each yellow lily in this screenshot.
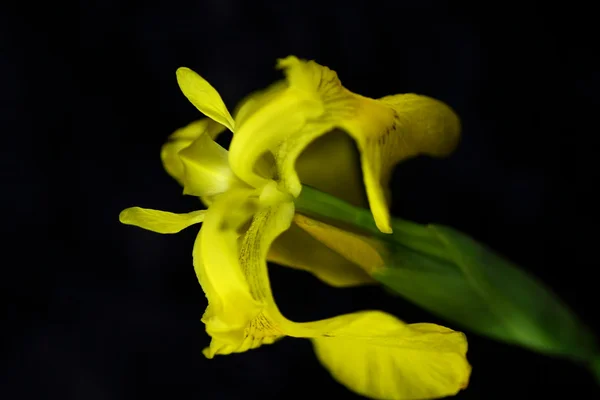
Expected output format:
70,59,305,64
120,56,469,400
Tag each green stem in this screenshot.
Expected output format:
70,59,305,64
294,185,383,236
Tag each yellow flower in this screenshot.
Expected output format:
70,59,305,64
120,57,469,400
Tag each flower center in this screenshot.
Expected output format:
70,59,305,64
258,179,293,207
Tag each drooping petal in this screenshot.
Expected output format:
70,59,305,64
178,130,247,197
284,57,461,233
377,94,461,158
119,207,205,233
268,222,375,287
310,312,470,400
198,188,294,358
341,93,461,233
176,67,235,131
161,118,225,186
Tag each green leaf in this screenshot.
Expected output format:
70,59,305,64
296,185,599,364
378,224,598,361
592,356,600,385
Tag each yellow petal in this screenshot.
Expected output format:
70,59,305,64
341,93,461,233
268,222,375,287
229,57,339,190
195,188,469,400
229,89,314,189
177,129,246,197
231,56,460,234
176,67,235,131
269,56,358,199
309,311,470,400
233,80,289,128
281,56,460,233
198,188,294,358
161,118,226,186
119,207,205,233
231,81,291,183
197,189,265,357
261,57,356,196
242,209,470,400
292,214,386,276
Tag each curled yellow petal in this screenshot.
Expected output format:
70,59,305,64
195,192,470,398
267,56,356,197
198,188,294,358
233,81,288,128
309,311,471,400
229,88,313,189
161,118,225,186
176,67,235,131
119,207,205,233
197,189,264,357
229,201,470,400
342,93,461,233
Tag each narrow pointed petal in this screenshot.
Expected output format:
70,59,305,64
268,222,375,287
176,67,235,131
307,311,470,400
161,118,225,186
119,207,205,233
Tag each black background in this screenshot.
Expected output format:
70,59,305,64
3,1,598,399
